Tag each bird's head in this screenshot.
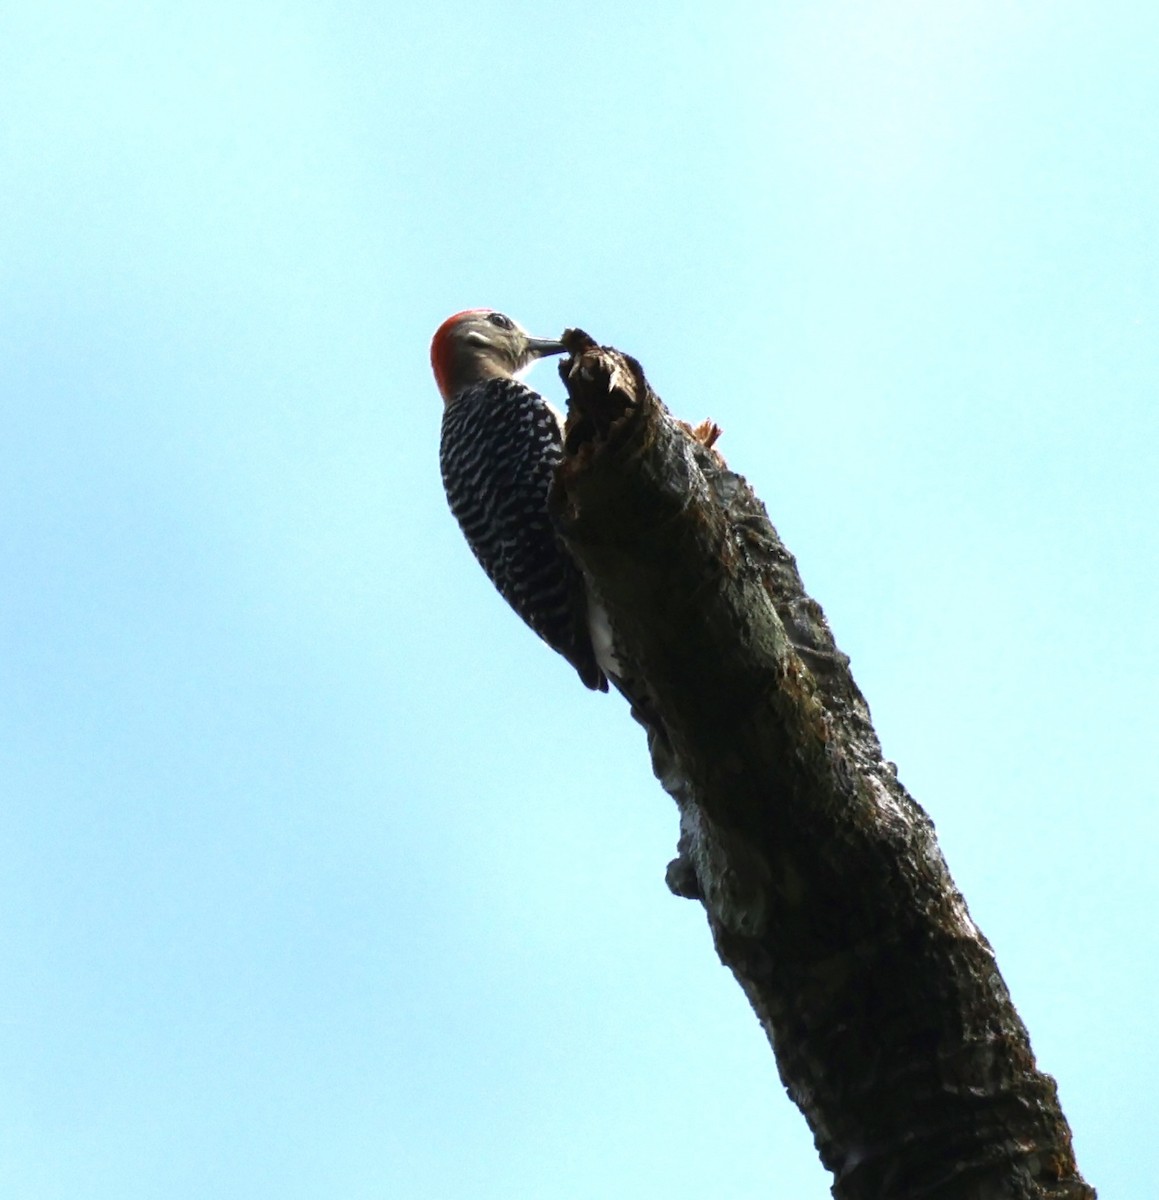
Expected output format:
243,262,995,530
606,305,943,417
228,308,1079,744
431,309,566,403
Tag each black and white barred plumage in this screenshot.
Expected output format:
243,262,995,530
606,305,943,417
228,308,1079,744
440,376,607,691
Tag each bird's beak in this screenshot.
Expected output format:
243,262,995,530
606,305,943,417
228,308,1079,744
523,335,567,361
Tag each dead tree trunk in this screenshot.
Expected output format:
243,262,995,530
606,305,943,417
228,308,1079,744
550,331,1094,1200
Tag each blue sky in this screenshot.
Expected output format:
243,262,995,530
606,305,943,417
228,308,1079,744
1,2,1155,1196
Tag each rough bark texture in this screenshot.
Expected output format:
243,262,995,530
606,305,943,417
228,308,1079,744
550,331,1094,1200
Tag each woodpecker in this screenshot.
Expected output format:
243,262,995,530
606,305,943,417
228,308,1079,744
433,308,609,692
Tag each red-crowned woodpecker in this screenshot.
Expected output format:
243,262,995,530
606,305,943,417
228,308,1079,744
433,309,610,691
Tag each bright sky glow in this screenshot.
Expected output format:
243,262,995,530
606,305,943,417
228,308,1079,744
1,3,1155,1196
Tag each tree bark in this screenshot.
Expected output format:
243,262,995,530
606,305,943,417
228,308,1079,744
550,331,1095,1200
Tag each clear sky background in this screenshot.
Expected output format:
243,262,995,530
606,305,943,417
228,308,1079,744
1,2,1154,1197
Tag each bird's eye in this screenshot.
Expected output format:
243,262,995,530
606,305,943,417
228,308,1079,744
487,312,515,330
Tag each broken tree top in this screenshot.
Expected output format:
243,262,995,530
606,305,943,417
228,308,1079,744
547,329,1093,1200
